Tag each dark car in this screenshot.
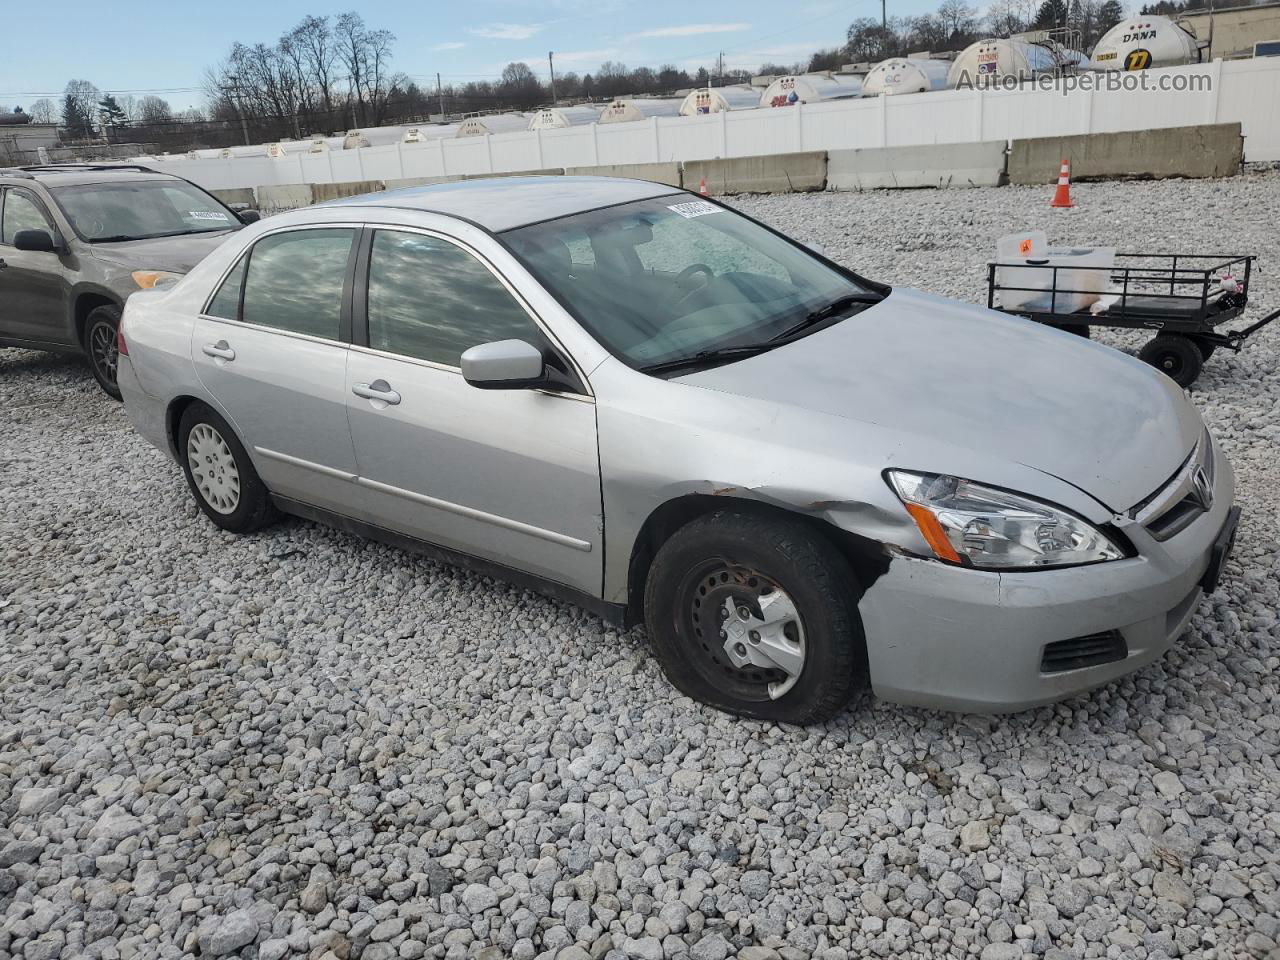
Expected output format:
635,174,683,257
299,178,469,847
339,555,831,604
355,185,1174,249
0,164,256,397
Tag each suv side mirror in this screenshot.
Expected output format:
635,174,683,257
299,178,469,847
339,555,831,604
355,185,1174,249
14,229,57,253
238,209,261,224
461,339,547,390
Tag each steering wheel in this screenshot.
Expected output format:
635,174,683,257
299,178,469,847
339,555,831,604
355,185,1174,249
665,263,715,311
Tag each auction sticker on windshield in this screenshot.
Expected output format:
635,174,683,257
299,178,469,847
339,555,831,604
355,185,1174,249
668,200,720,219
189,211,231,221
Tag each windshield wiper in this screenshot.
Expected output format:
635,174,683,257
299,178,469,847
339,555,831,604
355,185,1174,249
89,228,229,244
639,342,776,375
770,291,884,341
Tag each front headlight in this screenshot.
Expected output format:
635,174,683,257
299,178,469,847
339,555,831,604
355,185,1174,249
131,270,184,290
887,469,1124,569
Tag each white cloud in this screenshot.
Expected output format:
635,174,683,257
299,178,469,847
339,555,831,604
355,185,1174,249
470,23,545,40
630,23,751,40
431,42,466,51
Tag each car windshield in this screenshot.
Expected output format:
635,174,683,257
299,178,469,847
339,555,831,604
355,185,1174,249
51,180,240,243
503,195,879,370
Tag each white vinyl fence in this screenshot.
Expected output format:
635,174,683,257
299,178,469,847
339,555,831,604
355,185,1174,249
150,58,1280,192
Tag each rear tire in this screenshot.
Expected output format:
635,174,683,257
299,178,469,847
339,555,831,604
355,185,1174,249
644,509,867,724
1138,334,1203,388
82,304,122,399
178,402,278,533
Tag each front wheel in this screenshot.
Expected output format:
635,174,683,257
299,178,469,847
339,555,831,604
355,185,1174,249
1138,334,1203,387
644,510,867,724
178,402,278,533
82,304,122,399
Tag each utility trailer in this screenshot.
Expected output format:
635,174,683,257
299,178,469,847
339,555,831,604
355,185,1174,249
987,253,1280,387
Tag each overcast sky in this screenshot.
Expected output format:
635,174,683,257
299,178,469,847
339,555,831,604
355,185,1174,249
0,0,953,113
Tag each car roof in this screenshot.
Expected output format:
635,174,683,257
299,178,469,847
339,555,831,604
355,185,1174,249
324,175,683,233
0,166,184,188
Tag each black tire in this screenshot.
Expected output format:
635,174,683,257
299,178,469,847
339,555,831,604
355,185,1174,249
178,402,278,533
82,304,122,399
1189,336,1217,361
1138,334,1203,387
644,509,867,724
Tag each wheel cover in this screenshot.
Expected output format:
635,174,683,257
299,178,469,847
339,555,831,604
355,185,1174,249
678,561,808,701
187,423,241,515
89,320,118,384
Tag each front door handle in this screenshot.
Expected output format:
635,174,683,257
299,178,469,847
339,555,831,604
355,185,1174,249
202,340,235,361
352,379,401,405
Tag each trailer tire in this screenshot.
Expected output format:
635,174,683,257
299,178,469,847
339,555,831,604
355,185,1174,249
1138,334,1203,388
1189,337,1216,361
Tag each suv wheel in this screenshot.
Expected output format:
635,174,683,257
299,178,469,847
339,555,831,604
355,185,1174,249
644,509,868,724
83,304,122,399
178,402,278,533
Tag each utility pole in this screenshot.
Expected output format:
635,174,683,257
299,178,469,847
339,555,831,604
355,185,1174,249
226,74,250,146
882,0,887,30
548,51,557,104
436,73,445,121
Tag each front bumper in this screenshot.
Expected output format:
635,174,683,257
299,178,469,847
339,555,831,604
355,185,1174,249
858,452,1236,713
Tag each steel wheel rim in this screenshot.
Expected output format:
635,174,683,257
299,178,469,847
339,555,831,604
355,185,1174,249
678,560,807,702
89,320,118,384
187,423,241,515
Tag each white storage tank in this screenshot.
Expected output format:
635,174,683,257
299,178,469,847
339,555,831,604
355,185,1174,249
760,74,863,106
678,85,762,115
947,38,1077,87
455,113,531,137
1090,16,1200,70
861,58,952,95
599,98,682,123
527,105,603,129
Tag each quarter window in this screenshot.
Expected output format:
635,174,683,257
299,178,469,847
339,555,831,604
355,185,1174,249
240,229,354,339
206,256,247,320
366,230,543,367
2,190,52,244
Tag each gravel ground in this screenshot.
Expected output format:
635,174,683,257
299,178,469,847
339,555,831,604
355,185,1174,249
2,171,1279,960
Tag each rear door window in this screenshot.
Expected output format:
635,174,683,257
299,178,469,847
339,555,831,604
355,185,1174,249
239,229,354,340
205,256,247,320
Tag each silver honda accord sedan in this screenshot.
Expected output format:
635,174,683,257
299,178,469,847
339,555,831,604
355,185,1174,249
117,176,1239,723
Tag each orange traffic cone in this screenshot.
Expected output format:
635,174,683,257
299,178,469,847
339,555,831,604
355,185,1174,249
1050,159,1073,208
699,177,708,196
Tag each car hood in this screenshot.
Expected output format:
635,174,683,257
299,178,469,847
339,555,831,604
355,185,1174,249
90,230,238,274
677,287,1201,512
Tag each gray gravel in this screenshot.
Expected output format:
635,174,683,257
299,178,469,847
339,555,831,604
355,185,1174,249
2,171,1279,960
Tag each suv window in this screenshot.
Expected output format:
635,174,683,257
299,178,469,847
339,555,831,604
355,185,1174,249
366,230,542,367
240,229,354,340
2,190,52,244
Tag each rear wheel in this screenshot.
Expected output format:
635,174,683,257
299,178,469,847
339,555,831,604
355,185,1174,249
178,402,278,533
644,509,867,724
82,304,122,399
1138,334,1203,388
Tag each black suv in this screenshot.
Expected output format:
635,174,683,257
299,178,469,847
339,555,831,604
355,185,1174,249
0,164,257,397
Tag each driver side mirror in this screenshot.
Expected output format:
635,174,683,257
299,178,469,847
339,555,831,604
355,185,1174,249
461,339,547,390
238,209,261,224
14,228,59,253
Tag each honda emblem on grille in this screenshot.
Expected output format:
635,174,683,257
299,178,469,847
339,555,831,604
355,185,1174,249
1191,466,1214,511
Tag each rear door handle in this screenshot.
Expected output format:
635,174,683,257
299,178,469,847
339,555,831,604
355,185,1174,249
202,340,235,361
352,379,401,405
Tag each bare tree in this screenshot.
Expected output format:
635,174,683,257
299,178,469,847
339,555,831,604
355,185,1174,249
137,96,172,123
27,98,55,124
293,15,340,130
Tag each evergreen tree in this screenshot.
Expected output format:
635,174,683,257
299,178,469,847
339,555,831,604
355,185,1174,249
1035,0,1070,28
98,94,128,129
1098,0,1125,32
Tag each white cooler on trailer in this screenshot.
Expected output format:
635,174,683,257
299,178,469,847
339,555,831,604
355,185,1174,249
995,231,1115,314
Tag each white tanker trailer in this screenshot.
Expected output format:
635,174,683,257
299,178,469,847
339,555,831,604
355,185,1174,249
861,58,952,95
1090,16,1201,70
